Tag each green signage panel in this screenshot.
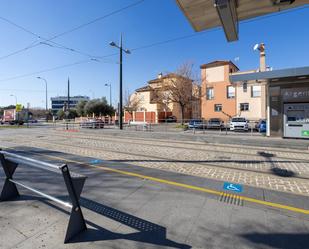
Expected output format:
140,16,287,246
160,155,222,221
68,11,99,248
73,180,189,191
301,130,309,137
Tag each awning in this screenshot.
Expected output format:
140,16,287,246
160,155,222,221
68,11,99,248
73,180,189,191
229,66,309,82
176,0,309,41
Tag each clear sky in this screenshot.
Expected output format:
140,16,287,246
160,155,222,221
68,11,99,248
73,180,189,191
0,0,309,108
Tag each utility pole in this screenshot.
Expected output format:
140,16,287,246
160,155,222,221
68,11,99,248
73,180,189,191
105,83,112,106
109,34,131,130
67,77,70,111
37,77,48,121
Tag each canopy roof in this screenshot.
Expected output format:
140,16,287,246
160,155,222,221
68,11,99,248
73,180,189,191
176,0,309,41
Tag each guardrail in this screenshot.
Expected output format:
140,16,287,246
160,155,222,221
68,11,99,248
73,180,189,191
0,150,87,243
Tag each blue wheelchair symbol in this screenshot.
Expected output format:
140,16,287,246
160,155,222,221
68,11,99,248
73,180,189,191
223,182,243,193
90,159,103,164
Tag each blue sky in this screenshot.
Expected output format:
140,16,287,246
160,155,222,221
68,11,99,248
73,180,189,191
0,0,308,108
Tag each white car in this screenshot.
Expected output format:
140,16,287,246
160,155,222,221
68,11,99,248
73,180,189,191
229,117,249,131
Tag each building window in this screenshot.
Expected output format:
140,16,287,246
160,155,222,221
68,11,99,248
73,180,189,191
243,82,247,92
240,103,249,111
206,88,214,100
227,86,235,99
214,104,222,112
251,85,261,97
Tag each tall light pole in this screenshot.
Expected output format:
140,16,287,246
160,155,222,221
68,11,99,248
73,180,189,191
105,83,112,106
10,94,18,121
9,94,17,105
109,34,131,130
37,76,48,121
37,77,48,110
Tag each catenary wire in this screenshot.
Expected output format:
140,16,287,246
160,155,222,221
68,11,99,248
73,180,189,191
0,5,308,82
0,0,145,61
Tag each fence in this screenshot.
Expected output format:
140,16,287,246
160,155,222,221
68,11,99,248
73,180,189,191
18,117,264,137
0,150,87,243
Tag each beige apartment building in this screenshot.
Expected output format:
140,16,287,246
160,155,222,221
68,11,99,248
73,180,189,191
126,73,200,123
201,44,268,123
232,70,267,121
232,43,267,121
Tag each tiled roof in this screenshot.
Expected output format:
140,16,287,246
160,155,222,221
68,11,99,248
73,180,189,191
200,60,239,70
135,85,152,92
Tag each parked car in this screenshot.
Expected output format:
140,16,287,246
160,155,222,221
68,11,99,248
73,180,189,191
27,119,38,123
188,119,206,129
164,116,177,123
255,119,266,133
229,117,249,131
207,118,224,129
80,119,104,129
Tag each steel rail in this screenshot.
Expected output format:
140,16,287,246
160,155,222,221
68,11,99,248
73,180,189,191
9,179,72,208
1,151,60,170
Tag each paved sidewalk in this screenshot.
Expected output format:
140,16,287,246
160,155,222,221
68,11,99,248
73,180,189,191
0,149,308,249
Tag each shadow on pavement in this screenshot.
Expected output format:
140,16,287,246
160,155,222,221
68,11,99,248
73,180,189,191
43,197,191,248
241,233,309,249
258,151,297,178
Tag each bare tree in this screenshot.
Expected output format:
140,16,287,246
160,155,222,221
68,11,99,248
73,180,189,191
158,62,195,124
124,91,143,117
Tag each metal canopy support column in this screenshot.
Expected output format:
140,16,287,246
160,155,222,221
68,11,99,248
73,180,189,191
0,154,19,201
266,81,271,137
214,0,238,42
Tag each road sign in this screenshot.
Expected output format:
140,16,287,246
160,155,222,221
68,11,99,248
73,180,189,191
223,182,243,193
15,104,22,112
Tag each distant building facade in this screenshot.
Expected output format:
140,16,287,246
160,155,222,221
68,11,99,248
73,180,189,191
232,44,267,121
50,96,89,114
232,70,267,121
200,61,239,123
125,73,200,123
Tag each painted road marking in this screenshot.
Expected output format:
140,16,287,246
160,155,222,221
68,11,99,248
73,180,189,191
90,159,103,164
2,147,309,215
223,182,243,193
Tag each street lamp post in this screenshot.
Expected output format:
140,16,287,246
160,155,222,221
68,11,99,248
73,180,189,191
109,34,131,130
105,83,112,106
10,94,18,121
37,76,48,121
9,94,17,105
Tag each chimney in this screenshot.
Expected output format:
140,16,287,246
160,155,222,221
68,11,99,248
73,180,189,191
158,73,163,79
259,43,266,72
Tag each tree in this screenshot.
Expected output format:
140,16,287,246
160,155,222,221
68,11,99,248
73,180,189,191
57,110,65,120
76,100,88,117
124,92,143,117
158,62,194,124
84,98,114,117
57,109,78,120
29,108,52,119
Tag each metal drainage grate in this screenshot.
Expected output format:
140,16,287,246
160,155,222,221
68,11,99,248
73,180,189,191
219,192,243,206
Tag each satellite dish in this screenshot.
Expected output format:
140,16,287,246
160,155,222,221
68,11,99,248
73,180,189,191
253,44,259,51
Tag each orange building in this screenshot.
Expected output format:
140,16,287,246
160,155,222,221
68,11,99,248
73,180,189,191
201,61,239,123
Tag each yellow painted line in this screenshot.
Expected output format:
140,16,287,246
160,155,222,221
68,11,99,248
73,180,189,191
2,147,309,215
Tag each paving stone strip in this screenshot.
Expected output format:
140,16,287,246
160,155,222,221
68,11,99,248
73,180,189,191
1,130,309,196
